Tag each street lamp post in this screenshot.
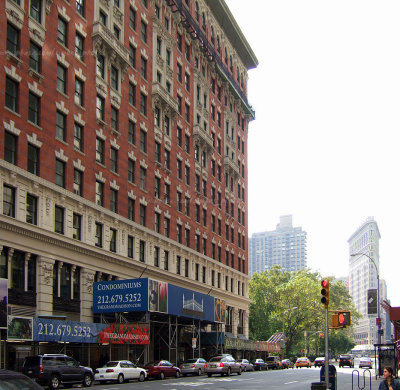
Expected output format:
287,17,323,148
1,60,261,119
282,307,298,355
350,252,381,345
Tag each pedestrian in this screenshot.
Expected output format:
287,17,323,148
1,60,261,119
379,366,400,390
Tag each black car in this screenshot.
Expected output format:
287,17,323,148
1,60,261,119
265,356,282,370
0,369,43,389
339,354,354,368
250,359,266,371
22,354,94,390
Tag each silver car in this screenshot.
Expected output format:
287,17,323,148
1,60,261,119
205,355,241,377
236,359,254,372
179,358,206,376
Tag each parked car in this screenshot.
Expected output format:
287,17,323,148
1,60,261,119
359,357,373,369
314,357,325,367
144,360,180,380
250,358,267,371
179,358,206,376
282,359,294,369
236,359,254,372
295,357,312,368
265,356,282,370
205,355,241,377
21,354,94,390
339,354,354,368
0,369,43,389
94,360,147,384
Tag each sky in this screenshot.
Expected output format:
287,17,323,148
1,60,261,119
225,0,400,306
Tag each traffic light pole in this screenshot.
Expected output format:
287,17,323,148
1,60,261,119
324,307,329,388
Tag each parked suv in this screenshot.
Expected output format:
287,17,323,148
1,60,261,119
265,356,282,370
22,354,94,389
339,354,354,368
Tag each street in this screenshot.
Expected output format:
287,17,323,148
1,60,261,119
84,364,381,390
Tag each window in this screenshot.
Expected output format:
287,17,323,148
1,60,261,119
195,263,199,280
176,255,181,274
164,250,169,270
185,133,190,153
54,205,64,234
128,198,135,221
202,266,206,283
55,159,65,188
139,204,146,226
95,181,104,206
113,25,120,40
7,23,19,57
110,228,117,252
177,191,182,212
185,196,190,217
185,43,190,60
185,228,190,247
29,41,41,73
184,258,189,277
96,138,104,164
154,212,160,233
56,111,66,141
5,77,19,113
164,149,170,170
76,0,85,16
139,240,145,262
177,63,182,82
3,185,15,218
28,92,40,125
128,159,135,183
111,106,119,131
95,222,103,247
129,7,136,29
129,45,136,68
140,129,147,152
75,33,84,61
154,246,160,267
96,95,105,121
4,132,17,165
99,10,107,26
177,160,182,179
164,183,170,204
111,66,119,90
57,64,67,93
73,168,82,195
154,177,160,198
140,167,146,190
156,37,162,56
75,78,84,106
26,193,38,225
185,73,190,91
110,189,118,213
129,82,136,106
177,32,182,52
57,17,68,46
140,56,147,79
184,165,190,185
128,120,135,144
73,213,82,240
195,204,200,222
27,144,39,175
177,224,182,243
128,235,134,258
141,20,147,43
97,54,105,78
164,116,170,136
166,49,171,66
114,0,120,7
140,93,147,116
74,123,83,151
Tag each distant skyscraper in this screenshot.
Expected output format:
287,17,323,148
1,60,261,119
248,215,307,275
348,217,386,347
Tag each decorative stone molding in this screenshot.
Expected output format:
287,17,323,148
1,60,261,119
128,112,137,122
4,65,22,82
96,128,106,140
74,68,86,82
56,101,69,115
155,170,161,179
140,121,148,132
128,73,137,85
55,149,68,162
95,171,106,183
6,6,24,29
155,205,161,213
73,159,85,171
74,113,85,126
139,197,147,206
140,85,148,95
110,138,120,149
164,211,171,219
128,190,136,199
110,90,121,108
128,151,136,160
75,22,87,37
110,180,119,191
139,159,148,169
4,120,21,136
165,176,171,185
28,81,43,96
57,5,70,22
56,52,70,68
27,132,42,148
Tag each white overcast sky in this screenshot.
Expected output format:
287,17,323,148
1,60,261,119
225,0,400,306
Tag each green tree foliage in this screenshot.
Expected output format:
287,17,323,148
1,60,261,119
249,266,359,357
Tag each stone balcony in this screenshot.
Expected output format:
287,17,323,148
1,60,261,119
152,82,179,117
223,156,240,179
193,124,214,153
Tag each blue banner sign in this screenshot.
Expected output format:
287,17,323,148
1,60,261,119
93,278,148,313
168,285,215,322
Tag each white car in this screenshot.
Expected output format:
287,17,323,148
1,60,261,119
95,360,147,384
359,357,373,369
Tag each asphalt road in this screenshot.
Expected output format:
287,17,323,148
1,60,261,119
87,365,382,390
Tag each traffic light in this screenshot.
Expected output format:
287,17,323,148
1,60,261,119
321,279,330,308
338,311,351,326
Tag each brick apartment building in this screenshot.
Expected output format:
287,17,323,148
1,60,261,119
0,0,258,369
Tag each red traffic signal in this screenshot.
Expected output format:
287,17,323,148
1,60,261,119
321,280,330,308
338,311,351,326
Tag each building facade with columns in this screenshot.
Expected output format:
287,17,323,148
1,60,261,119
0,0,258,369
